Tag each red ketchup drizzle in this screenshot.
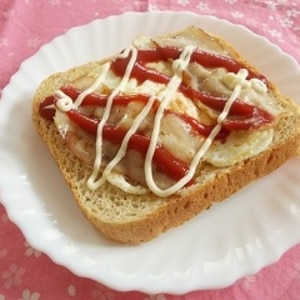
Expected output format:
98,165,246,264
39,95,56,120
60,86,229,140
66,109,190,182
111,48,274,130
39,45,275,184
179,84,274,130
154,46,268,83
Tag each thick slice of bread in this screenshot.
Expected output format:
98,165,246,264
32,26,300,243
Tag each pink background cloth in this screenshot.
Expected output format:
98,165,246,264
1,0,300,299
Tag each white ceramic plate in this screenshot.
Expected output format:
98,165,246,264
1,11,300,294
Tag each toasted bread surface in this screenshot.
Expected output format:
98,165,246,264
32,26,300,243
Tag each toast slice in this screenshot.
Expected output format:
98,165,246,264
32,26,300,243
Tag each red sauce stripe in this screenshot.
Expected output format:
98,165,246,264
66,109,190,182
60,86,230,139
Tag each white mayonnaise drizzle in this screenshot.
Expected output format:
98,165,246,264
55,91,75,112
55,62,110,112
144,45,197,196
223,70,267,94
75,63,110,107
145,68,249,197
93,93,156,194
87,46,140,190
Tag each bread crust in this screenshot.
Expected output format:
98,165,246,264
32,26,300,243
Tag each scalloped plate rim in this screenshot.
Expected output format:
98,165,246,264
1,11,300,294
